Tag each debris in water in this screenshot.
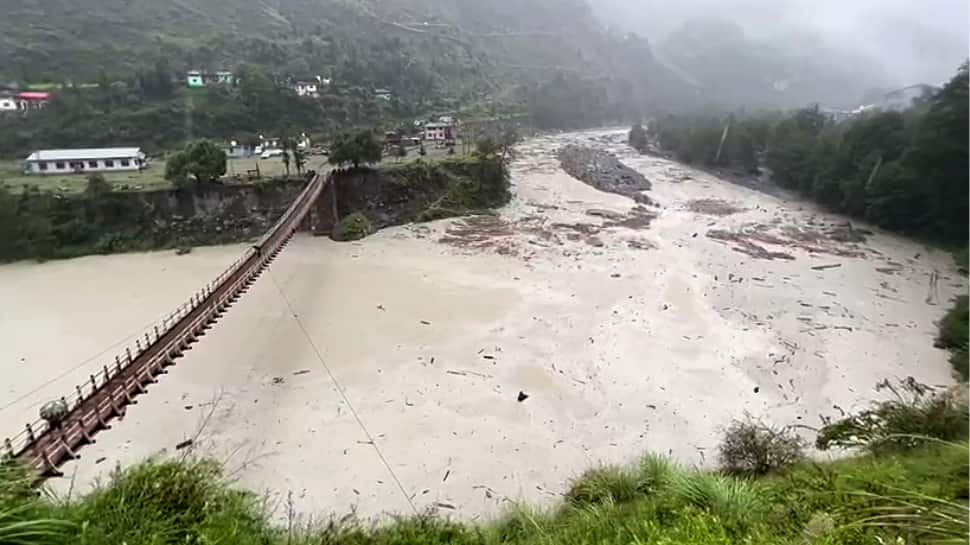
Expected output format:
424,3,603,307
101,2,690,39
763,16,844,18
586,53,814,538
175,439,193,450
517,391,530,402
686,198,745,216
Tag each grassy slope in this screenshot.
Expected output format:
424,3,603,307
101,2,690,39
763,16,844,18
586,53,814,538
5,442,965,545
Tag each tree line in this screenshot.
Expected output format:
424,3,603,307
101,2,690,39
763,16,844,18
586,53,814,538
643,63,968,244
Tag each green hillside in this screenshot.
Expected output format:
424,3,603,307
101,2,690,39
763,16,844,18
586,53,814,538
0,0,704,159
1,0,654,97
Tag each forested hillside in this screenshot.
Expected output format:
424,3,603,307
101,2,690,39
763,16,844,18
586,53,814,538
644,63,969,244
0,0,702,158
1,0,692,108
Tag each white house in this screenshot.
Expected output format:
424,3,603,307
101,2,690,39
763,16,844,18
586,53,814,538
423,122,457,141
24,148,147,175
293,81,319,97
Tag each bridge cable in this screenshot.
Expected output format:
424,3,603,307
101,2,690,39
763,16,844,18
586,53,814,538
0,311,184,414
266,270,419,516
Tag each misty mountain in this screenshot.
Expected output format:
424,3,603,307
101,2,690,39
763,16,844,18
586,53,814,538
652,17,891,109
592,0,968,95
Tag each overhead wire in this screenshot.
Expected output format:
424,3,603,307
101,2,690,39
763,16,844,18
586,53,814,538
0,308,189,414
266,269,418,516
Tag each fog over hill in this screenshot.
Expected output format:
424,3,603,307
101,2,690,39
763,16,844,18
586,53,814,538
592,0,968,89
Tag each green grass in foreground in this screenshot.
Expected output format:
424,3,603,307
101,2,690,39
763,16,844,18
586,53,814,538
3,442,966,545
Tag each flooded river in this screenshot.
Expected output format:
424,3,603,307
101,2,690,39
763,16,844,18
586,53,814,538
0,129,964,520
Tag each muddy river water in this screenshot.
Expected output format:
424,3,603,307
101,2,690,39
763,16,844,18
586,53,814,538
0,129,964,520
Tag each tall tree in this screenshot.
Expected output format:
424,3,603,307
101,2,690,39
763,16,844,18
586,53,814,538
165,140,227,184
328,130,382,168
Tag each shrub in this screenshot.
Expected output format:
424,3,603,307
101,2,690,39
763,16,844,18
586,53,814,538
84,173,112,196
936,295,968,380
719,415,804,476
816,377,969,453
669,471,769,525
636,452,679,492
564,465,642,506
68,458,271,544
565,455,682,508
335,212,373,241
628,123,649,152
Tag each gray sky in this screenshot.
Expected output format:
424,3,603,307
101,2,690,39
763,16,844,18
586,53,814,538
591,0,969,86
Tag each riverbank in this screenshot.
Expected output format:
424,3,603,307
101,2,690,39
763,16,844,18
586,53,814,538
5,439,966,544
0,155,511,262
1,129,964,523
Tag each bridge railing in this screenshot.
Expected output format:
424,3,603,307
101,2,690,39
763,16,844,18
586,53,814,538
2,174,326,470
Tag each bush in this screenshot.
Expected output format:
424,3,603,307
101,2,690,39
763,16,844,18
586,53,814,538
628,123,648,152
669,471,769,525
718,416,804,476
636,453,678,491
68,458,271,544
84,173,112,196
564,465,642,506
335,212,373,241
816,377,969,453
564,454,682,507
937,295,969,380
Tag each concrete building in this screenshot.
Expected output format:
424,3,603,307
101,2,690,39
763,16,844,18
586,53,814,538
24,148,146,175
423,122,457,141
16,91,49,110
223,141,254,158
293,81,319,97
186,70,236,88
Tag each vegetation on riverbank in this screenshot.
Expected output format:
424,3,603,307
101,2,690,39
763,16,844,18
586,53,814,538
645,63,968,246
334,140,512,231
3,384,965,545
938,296,969,380
0,174,305,263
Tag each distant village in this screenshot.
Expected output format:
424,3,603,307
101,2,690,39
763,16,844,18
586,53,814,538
6,68,465,178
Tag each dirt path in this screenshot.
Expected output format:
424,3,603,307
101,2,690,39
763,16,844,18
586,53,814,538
0,129,963,522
